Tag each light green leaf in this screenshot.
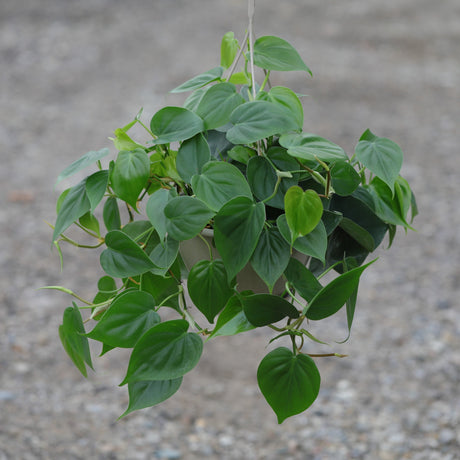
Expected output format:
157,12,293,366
120,319,203,384
164,196,214,241
146,188,177,242
285,186,323,241
79,211,100,237
214,197,265,281
227,145,256,164
195,82,245,130
100,230,156,278
257,347,320,423
171,67,224,93
187,260,233,323
355,129,403,194
120,378,182,418
111,149,150,209
252,36,312,74
242,294,299,327
305,259,376,320
86,291,160,348
176,134,211,183
112,128,144,151
221,31,239,69
55,148,110,186
150,107,205,144
226,101,299,145
191,161,253,212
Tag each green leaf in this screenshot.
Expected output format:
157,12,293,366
191,161,253,212
79,211,100,237
228,72,250,85
140,271,180,311
277,214,327,262
120,378,182,418
305,259,376,320
100,230,156,278
87,291,160,348
150,107,205,144
220,31,238,69
59,303,93,377
55,148,110,186
176,133,211,183
355,130,403,193
284,258,322,302
330,161,360,196
226,101,299,145
285,186,323,241
252,36,312,74
322,210,343,235
112,128,145,151
183,87,207,111
53,179,91,241
171,67,224,93
146,188,177,242
120,319,203,384
164,196,214,241
149,237,179,276
92,275,117,308
214,197,265,281
195,83,245,130
259,86,304,130
103,196,121,231
339,217,375,252
279,133,347,165
207,296,255,339
250,227,291,292
111,149,150,209
187,260,233,323
257,347,320,423
86,170,109,211
227,145,256,165
242,294,299,327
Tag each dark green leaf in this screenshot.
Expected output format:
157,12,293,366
171,67,224,93
242,294,299,327
214,197,265,280
330,161,360,196
226,101,299,145
103,197,121,231
150,107,205,144
146,188,177,242
250,227,291,292
187,259,233,323
305,259,376,320
53,179,91,241
176,134,211,183
207,296,255,339
55,148,110,186
355,129,403,193
120,319,203,384
140,271,180,311
284,258,322,302
339,217,375,252
164,197,214,241
149,237,179,276
87,291,160,348
191,161,252,212
285,186,323,241
257,347,320,423
100,230,156,278
59,303,93,377
86,170,109,211
195,83,244,130
111,149,150,209
321,210,343,235
252,36,312,74
120,378,182,418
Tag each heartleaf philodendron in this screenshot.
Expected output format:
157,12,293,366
50,27,416,423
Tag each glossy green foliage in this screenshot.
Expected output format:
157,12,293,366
50,30,416,423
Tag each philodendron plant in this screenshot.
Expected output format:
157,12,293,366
48,31,416,423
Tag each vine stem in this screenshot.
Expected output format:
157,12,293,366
248,0,256,100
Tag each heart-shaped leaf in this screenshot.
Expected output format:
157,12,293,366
214,197,265,281
164,196,214,241
111,149,150,209
86,291,160,348
284,186,323,241
146,188,177,242
86,170,109,211
120,319,203,384
149,237,179,276
330,161,361,196
100,230,156,278
170,67,224,93
257,347,320,423
242,294,299,327
187,259,233,323
176,133,211,183
103,196,121,231
284,258,322,302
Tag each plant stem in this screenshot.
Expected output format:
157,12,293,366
247,0,256,100
198,233,213,260
307,353,348,358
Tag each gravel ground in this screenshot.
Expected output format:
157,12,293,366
1,0,459,458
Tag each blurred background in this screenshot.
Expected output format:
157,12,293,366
1,0,459,458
